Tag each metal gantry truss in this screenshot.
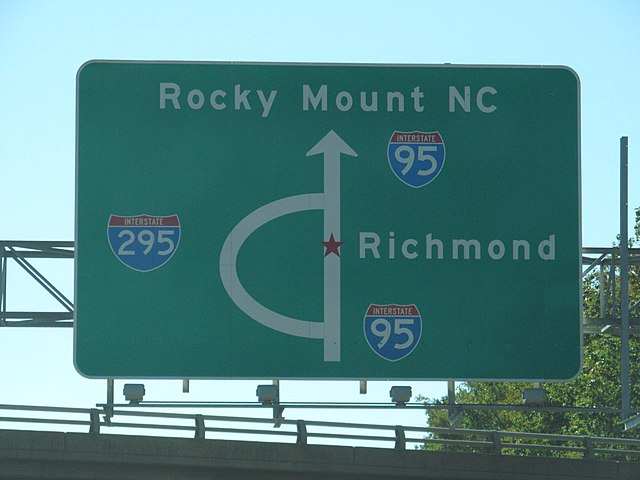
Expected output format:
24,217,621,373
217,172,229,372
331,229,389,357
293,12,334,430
0,241,74,327
582,247,640,335
2,241,638,330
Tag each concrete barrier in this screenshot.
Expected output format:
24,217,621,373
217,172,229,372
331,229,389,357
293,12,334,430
0,429,637,480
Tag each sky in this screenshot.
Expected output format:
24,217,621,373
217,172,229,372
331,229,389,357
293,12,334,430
1,0,639,442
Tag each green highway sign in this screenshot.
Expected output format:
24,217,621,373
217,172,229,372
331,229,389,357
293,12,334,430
75,61,581,380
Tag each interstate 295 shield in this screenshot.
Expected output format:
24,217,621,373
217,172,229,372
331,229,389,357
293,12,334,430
107,214,180,272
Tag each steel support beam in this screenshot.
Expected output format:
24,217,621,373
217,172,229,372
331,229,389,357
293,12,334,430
620,136,631,421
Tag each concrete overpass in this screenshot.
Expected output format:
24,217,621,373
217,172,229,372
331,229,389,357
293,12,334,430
0,429,637,480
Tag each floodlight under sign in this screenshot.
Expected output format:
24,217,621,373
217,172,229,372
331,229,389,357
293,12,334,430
522,387,546,406
123,383,145,404
390,386,412,405
256,384,279,404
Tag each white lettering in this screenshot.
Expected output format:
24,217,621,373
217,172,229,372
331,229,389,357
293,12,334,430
386,92,404,112
388,231,396,259
303,84,327,111
209,90,227,110
449,86,470,112
538,235,556,260
477,86,497,113
160,84,281,117
187,89,205,109
411,86,425,112
359,232,380,259
159,81,496,118
513,240,531,260
358,232,557,262
336,91,353,112
488,239,505,260
360,91,378,112
234,85,251,111
257,90,277,118
453,239,481,260
402,239,418,259
449,86,497,113
160,82,181,109
426,234,444,260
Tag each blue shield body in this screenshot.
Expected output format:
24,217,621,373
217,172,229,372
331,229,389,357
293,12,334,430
363,304,422,362
107,214,181,272
388,131,445,188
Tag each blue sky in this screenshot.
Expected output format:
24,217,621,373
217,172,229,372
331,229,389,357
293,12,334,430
1,0,639,437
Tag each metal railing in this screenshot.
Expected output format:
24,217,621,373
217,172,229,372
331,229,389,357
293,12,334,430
0,404,639,461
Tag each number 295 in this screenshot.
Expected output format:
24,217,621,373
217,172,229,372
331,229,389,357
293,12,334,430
117,229,176,256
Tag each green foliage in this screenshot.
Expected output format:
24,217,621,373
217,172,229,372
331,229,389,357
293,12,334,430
421,208,640,454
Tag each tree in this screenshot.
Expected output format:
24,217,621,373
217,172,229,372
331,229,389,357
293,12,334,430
421,208,640,452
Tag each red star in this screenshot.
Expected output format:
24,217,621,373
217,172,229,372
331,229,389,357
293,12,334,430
321,233,344,257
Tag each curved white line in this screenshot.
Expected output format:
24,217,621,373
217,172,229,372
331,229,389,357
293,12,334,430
219,193,325,338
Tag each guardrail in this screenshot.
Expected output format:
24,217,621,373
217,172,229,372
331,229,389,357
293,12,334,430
0,404,639,461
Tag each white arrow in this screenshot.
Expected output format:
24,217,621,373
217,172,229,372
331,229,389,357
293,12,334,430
219,193,326,340
219,131,357,363
307,130,358,362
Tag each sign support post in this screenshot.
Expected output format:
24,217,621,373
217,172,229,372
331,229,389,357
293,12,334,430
620,136,630,421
